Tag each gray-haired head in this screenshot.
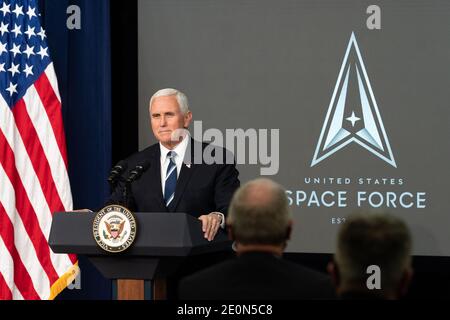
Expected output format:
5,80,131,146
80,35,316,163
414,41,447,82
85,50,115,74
334,212,412,291
228,178,292,245
149,88,190,114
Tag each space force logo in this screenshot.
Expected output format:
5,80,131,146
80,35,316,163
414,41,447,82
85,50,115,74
93,205,137,253
311,32,396,168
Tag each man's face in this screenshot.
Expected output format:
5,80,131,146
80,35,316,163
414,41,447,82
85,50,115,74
150,95,192,148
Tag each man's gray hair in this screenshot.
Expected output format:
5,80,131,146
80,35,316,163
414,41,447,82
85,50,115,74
149,88,190,114
228,178,292,245
335,212,412,290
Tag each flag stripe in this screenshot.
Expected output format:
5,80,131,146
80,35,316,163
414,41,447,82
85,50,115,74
0,236,14,300
12,99,65,218
0,165,51,299
0,206,50,300
34,72,68,168
44,63,61,103
31,70,77,266
23,82,72,211
23,80,77,264
0,96,74,275
0,130,60,285
0,271,13,300
0,203,40,300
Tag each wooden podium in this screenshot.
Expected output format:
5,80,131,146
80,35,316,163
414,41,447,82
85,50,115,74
49,212,231,300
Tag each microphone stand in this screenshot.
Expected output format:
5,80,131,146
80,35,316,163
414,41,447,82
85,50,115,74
122,162,150,209
109,176,122,195
123,180,131,209
108,162,127,195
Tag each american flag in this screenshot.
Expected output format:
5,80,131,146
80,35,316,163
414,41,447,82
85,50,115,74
0,0,78,299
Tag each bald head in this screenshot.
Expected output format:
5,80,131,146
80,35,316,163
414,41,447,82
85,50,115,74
239,179,279,207
228,178,292,245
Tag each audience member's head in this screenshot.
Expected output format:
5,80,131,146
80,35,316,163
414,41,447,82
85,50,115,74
328,212,413,299
227,178,292,256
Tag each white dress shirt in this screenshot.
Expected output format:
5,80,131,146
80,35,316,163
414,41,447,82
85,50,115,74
159,135,225,228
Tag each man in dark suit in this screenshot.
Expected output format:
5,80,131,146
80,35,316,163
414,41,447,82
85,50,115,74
178,178,336,300
108,88,240,241
327,212,413,300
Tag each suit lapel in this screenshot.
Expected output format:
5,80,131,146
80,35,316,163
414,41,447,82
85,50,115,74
148,145,167,210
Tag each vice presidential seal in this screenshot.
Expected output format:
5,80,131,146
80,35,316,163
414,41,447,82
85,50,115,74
93,205,137,253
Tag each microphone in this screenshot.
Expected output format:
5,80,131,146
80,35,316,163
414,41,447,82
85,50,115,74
126,161,151,183
121,161,150,209
107,160,127,185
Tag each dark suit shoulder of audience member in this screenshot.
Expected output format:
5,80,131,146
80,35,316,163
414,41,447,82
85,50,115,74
179,251,335,300
178,178,336,300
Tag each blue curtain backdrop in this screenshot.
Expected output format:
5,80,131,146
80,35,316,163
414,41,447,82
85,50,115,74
39,0,112,299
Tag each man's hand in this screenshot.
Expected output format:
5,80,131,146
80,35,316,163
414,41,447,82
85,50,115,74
198,212,223,241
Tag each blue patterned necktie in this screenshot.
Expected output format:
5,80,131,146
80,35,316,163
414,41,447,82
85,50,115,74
164,151,177,206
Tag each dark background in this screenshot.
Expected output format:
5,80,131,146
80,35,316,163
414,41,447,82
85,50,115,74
38,0,450,299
